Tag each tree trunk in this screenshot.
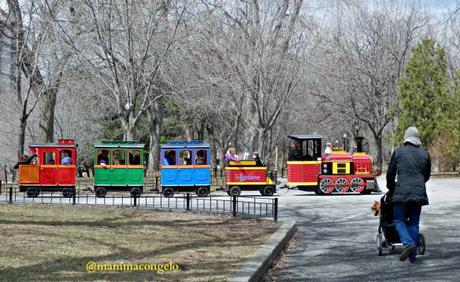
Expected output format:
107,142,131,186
256,128,266,160
372,132,383,170
121,112,136,141
38,89,57,142
147,100,163,171
18,114,27,159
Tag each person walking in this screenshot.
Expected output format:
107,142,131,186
386,126,431,263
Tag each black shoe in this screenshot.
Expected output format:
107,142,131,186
400,245,416,262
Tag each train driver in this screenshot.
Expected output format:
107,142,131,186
288,143,302,161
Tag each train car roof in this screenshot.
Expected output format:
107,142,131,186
161,140,210,149
288,134,323,141
29,144,77,148
94,141,145,149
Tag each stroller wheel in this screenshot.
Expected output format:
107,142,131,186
376,234,384,256
418,233,426,255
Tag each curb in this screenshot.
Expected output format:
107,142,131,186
229,220,297,282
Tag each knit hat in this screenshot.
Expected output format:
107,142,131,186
404,126,421,146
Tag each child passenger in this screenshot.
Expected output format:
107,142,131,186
225,148,240,162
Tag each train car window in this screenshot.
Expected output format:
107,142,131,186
44,152,56,165
195,150,208,165
112,149,126,165
96,149,109,165
129,149,142,165
307,140,314,160
179,150,192,165
60,149,73,165
163,150,176,165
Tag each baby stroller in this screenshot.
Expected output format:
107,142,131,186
376,193,426,256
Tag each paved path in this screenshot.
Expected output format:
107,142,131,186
276,176,460,281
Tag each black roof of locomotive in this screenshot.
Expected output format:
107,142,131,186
288,134,323,141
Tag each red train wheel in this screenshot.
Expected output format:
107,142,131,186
335,178,349,193
350,178,365,193
319,178,334,194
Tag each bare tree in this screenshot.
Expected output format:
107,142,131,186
72,0,185,141
1,0,80,157
312,2,428,169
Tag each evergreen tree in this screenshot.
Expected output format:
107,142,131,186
395,39,450,147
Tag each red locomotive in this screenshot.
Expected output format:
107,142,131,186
287,134,379,194
17,139,77,197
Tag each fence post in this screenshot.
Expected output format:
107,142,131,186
232,196,237,217
0,179,2,194
274,198,278,222
72,187,76,205
133,194,137,207
155,176,159,191
186,193,190,211
9,186,13,204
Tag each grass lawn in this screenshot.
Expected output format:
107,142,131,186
0,204,276,281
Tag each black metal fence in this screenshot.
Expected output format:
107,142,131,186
0,183,278,222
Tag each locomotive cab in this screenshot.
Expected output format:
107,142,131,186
287,135,323,191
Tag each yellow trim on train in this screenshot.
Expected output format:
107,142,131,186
226,182,268,185
224,167,267,170
332,162,350,174
287,182,318,186
228,160,257,166
286,161,321,165
354,171,371,175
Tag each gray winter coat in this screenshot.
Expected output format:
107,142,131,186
386,143,431,206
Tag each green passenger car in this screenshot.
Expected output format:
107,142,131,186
93,141,145,197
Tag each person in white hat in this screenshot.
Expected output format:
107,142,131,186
386,126,431,263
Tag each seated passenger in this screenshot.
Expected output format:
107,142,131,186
97,150,109,166
48,159,55,165
164,151,176,165
288,144,302,161
225,148,240,162
196,151,206,165
129,152,141,165
183,158,192,165
252,152,264,166
61,152,72,165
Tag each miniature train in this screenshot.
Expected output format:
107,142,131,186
16,134,378,198
286,135,379,194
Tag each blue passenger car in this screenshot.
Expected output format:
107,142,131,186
160,141,212,197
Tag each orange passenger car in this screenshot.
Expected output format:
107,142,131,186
18,139,77,197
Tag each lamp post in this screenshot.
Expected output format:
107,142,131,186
343,134,347,152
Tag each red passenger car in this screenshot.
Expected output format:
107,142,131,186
17,139,77,197
225,160,276,196
286,135,379,194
